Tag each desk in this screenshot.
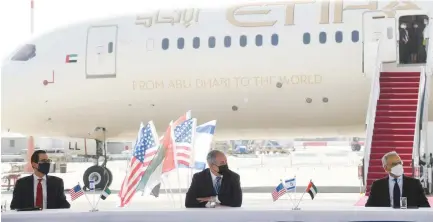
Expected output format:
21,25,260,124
2,207,433,222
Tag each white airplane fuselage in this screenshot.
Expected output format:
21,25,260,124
2,0,433,140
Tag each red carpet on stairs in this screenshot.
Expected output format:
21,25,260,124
366,72,420,195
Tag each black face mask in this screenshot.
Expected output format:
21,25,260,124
218,164,229,175
37,163,51,175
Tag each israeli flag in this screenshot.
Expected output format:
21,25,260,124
89,179,95,191
284,178,296,191
192,120,217,170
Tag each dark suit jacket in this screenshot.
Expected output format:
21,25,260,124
365,175,430,208
10,175,70,210
185,168,242,208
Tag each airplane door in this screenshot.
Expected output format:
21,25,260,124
395,11,430,65
362,11,397,76
363,12,396,76
86,25,118,78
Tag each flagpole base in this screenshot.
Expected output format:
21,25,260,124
291,207,301,210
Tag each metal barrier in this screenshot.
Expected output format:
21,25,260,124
428,165,432,194
358,163,364,194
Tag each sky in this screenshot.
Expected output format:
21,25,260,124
0,0,246,65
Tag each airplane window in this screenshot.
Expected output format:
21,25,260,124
208,36,216,48
255,34,263,46
240,35,247,47
108,42,114,53
224,36,231,47
352,31,359,42
11,44,36,61
162,38,169,50
271,34,279,46
303,33,310,44
335,31,343,43
319,32,327,44
387,27,393,39
177,38,185,49
193,37,200,49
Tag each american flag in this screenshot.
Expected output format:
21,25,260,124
119,122,158,207
161,111,192,173
69,184,84,201
174,118,196,167
271,183,286,201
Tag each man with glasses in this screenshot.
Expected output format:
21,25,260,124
365,151,430,208
10,150,70,210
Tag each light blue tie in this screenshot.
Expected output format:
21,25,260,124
215,176,221,194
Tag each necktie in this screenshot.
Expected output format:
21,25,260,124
404,30,409,43
36,179,43,208
393,178,400,208
214,176,221,194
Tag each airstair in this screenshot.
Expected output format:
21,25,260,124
362,11,432,195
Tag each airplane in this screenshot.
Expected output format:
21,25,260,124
2,0,433,189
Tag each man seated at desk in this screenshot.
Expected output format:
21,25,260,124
185,150,242,208
365,151,430,208
10,150,70,210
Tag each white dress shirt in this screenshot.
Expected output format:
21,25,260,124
33,174,47,209
388,175,403,207
210,171,222,203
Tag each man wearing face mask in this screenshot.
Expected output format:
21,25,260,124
399,22,410,64
365,151,430,208
409,22,423,63
185,150,242,208
10,150,70,210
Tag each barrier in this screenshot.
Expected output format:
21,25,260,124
428,165,432,194
358,164,364,194
414,164,421,179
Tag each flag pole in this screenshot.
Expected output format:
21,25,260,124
294,179,311,210
79,183,94,209
91,181,96,211
171,125,183,208
30,0,34,34
176,167,183,207
281,179,296,208
293,175,297,204
294,191,306,209
94,172,110,211
161,177,176,208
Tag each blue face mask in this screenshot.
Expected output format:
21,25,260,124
37,163,51,175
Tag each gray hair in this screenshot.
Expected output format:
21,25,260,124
381,151,401,168
207,150,224,165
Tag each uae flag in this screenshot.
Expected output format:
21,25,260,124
306,181,317,200
100,187,111,200
65,54,78,63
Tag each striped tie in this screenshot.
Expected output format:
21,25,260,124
215,176,221,194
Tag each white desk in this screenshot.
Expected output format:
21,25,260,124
2,207,433,222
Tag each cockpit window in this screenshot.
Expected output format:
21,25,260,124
11,44,36,61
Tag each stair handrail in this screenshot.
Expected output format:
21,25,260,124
364,36,383,186
418,33,433,164
413,67,427,166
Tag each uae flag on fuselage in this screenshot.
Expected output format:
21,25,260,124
306,181,317,200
